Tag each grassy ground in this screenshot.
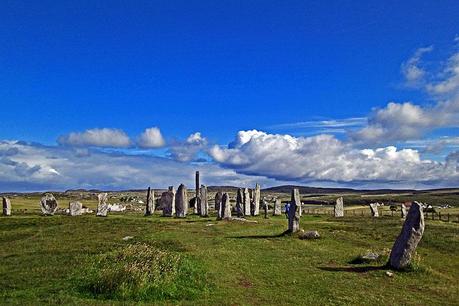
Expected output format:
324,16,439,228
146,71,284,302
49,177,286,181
1,199,458,306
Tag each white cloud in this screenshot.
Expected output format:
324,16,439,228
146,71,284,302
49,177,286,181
168,132,208,162
209,130,459,185
137,127,165,148
58,128,131,147
401,46,433,86
0,140,276,192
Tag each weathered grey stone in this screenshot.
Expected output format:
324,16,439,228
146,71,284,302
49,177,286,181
218,193,231,220
401,203,408,218
96,193,109,217
40,193,58,215
334,197,344,217
2,197,11,216
199,185,208,217
175,184,188,218
235,188,243,217
161,186,175,217
273,198,282,216
194,171,200,214
389,201,425,270
215,191,223,216
243,188,251,216
251,183,261,216
288,188,301,233
298,230,320,240
263,198,268,219
68,201,82,216
369,203,379,217
145,187,155,216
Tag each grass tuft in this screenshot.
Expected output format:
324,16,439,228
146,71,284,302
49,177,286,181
75,243,209,301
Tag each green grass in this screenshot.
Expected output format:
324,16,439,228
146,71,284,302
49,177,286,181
1,202,458,305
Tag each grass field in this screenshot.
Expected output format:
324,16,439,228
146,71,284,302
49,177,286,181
1,195,458,305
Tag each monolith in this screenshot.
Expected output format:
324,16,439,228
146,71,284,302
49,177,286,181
389,201,425,270
273,198,282,216
96,193,109,217
199,185,208,217
251,183,260,216
40,193,58,215
161,186,175,217
369,203,379,217
288,188,301,233
2,197,11,216
68,201,82,216
334,197,344,217
145,187,155,216
175,184,188,218
243,188,251,216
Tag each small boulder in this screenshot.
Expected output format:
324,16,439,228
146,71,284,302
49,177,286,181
298,230,320,240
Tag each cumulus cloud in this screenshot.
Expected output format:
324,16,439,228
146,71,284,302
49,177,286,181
137,127,165,148
401,46,433,86
168,132,208,162
0,140,275,192
58,128,131,147
209,130,459,185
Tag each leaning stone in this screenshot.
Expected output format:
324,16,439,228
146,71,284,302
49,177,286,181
175,184,188,218
243,188,251,216
2,197,11,216
369,203,379,217
199,185,209,217
334,197,344,217
40,193,58,215
161,187,176,217
215,191,223,214
68,201,82,216
389,201,425,270
298,230,320,240
273,198,282,216
251,183,261,216
288,188,301,233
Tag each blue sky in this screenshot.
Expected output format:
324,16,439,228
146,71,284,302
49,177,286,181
1,1,459,191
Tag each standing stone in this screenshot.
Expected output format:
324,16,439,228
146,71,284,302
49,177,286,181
273,198,282,216
175,184,188,218
218,193,231,220
96,193,109,217
2,197,11,216
389,201,425,270
68,201,82,216
215,191,223,214
161,186,175,217
243,188,251,216
194,171,200,214
199,185,208,217
40,193,58,215
288,188,301,233
236,188,244,217
334,197,344,217
263,198,268,219
369,203,379,217
401,203,408,218
251,183,261,216
145,187,155,216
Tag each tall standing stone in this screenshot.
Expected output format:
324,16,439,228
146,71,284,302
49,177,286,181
401,203,408,218
334,197,344,217
288,188,301,233
243,188,251,216
175,184,188,218
68,201,82,216
218,193,231,220
199,185,208,217
40,193,58,215
145,187,155,216
389,201,425,270
194,171,200,214
273,198,282,216
263,198,268,219
96,193,109,217
161,186,175,217
369,203,379,217
215,191,223,213
236,188,244,217
251,183,261,216
2,197,11,216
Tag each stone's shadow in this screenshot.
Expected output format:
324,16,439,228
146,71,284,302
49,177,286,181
228,232,287,239
318,265,387,273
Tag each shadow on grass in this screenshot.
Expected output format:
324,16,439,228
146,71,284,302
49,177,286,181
318,265,387,273
228,232,288,239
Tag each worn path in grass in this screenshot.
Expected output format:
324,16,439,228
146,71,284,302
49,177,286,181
0,211,458,305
